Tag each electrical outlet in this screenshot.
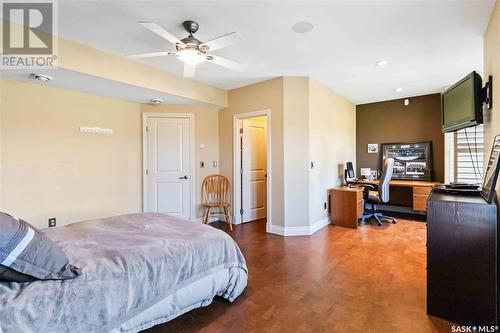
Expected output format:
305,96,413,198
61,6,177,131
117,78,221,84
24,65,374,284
48,218,56,228
200,161,205,168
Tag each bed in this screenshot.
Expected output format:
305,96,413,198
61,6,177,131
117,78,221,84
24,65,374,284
0,213,248,333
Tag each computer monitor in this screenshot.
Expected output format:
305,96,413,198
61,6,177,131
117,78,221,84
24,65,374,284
346,162,355,179
481,134,500,203
344,162,355,186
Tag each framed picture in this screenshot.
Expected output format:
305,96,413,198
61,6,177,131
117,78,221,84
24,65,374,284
367,143,378,154
380,141,433,181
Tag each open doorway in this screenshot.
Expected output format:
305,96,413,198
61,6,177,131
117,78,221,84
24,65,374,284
233,110,270,226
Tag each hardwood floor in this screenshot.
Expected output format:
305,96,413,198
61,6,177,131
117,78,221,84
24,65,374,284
145,218,453,333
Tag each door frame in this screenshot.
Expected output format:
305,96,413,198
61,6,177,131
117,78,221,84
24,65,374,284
142,112,196,221
233,109,272,230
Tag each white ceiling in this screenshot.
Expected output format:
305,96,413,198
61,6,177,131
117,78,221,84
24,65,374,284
55,0,495,105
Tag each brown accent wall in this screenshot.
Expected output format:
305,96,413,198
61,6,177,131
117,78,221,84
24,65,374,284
356,94,444,182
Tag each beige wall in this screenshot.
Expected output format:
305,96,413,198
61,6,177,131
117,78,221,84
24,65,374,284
484,0,500,196
140,104,220,219
0,80,222,228
283,77,310,227
309,79,356,224
1,73,355,233
219,76,356,230
219,78,285,227
0,79,142,228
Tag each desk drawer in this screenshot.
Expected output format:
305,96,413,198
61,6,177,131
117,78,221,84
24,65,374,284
414,187,432,195
356,190,363,201
356,199,364,217
413,194,429,211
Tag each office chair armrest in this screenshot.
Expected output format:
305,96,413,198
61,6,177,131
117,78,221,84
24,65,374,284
357,184,375,198
357,184,375,190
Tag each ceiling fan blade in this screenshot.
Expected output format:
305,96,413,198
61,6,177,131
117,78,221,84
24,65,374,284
201,32,244,51
139,21,185,46
207,55,246,72
183,64,196,78
127,51,175,59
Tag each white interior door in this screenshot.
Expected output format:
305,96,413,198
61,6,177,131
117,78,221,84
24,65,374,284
146,116,192,220
241,118,267,222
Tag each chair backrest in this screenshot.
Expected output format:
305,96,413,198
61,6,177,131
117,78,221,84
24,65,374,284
379,158,395,203
202,174,231,205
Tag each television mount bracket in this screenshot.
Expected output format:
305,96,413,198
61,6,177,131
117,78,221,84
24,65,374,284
483,75,493,110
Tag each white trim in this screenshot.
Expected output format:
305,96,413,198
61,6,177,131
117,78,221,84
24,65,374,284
142,112,196,221
268,217,330,236
196,216,220,224
309,217,331,234
232,109,272,233
1,227,35,267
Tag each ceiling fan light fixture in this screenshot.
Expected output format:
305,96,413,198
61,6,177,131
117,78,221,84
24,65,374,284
177,49,206,66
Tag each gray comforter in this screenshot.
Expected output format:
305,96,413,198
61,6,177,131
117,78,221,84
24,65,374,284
0,213,248,333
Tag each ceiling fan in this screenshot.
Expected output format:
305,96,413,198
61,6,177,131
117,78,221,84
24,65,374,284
128,20,246,78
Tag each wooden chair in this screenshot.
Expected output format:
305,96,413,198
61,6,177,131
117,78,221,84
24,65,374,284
202,174,233,231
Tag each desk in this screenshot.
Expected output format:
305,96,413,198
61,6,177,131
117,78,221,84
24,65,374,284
354,179,439,212
328,186,364,229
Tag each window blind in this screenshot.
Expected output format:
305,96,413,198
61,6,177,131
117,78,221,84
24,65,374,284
454,125,484,184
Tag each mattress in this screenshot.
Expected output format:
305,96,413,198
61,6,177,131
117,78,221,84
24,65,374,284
0,213,248,333
112,267,241,332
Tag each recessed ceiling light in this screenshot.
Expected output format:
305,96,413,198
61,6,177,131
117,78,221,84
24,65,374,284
32,74,52,82
292,21,314,34
394,87,403,92
376,60,388,66
150,98,164,105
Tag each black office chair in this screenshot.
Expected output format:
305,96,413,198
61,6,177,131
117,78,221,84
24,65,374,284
358,158,397,226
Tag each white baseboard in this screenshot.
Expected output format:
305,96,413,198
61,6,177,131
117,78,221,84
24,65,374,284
309,217,331,234
267,217,330,236
197,215,240,225
232,215,242,225
196,216,220,224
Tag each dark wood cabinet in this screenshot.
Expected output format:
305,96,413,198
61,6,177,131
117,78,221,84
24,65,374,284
427,191,498,326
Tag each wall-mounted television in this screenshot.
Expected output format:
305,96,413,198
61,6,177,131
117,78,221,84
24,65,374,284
441,71,483,133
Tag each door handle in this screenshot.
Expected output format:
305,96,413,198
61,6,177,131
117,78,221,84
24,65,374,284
179,175,188,180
